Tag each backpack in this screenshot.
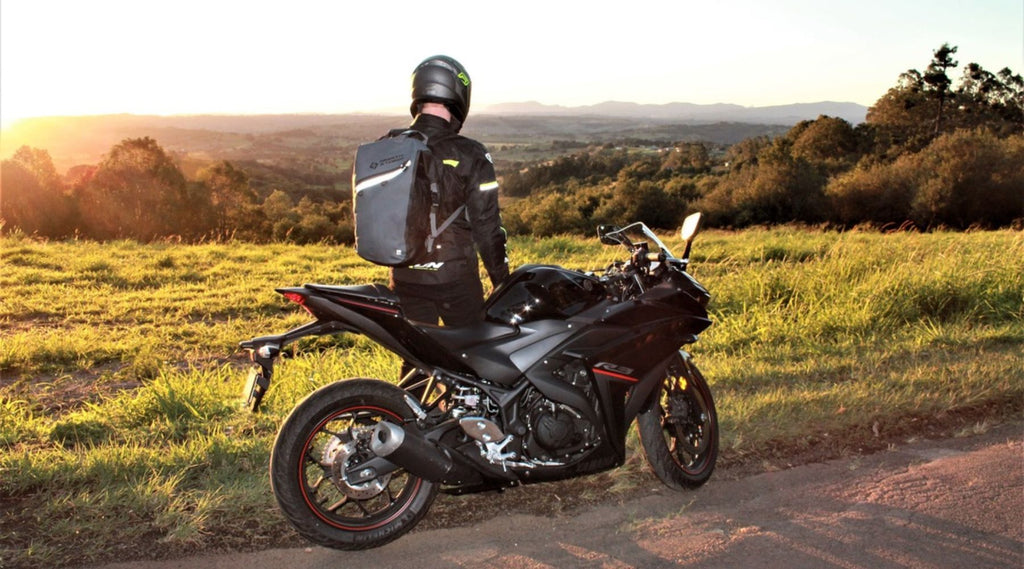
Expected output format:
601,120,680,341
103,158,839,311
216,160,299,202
352,130,465,266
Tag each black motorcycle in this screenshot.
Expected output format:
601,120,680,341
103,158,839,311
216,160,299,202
240,212,718,550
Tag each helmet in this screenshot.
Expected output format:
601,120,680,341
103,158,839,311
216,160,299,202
410,55,472,125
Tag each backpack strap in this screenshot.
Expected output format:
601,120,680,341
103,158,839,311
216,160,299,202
421,151,466,252
426,205,466,252
394,128,465,255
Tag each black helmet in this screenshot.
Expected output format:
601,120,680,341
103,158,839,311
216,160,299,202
410,55,472,125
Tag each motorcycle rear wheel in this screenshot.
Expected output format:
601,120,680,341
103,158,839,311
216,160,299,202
637,353,718,489
270,379,437,550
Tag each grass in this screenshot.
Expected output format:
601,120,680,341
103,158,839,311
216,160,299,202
2,227,1023,568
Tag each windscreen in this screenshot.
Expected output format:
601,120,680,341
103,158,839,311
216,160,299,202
604,222,676,259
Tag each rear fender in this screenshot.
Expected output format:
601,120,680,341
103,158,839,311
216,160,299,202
239,319,345,411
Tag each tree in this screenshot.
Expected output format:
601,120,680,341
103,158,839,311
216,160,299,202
923,44,958,135
593,178,685,229
261,190,301,241
699,132,828,227
868,44,1022,152
826,131,1024,228
908,130,1023,228
692,167,757,227
868,70,938,151
1,146,73,237
787,116,862,175
739,142,827,224
77,137,191,240
957,64,1024,135
508,192,586,237
723,136,771,170
197,161,257,236
500,148,633,198
661,142,710,174
824,160,917,225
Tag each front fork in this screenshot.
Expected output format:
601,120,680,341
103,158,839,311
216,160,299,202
239,320,343,412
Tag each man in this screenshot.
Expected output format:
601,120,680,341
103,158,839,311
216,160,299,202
389,55,509,327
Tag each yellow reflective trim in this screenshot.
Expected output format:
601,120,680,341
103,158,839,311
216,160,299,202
443,159,459,167
479,181,499,191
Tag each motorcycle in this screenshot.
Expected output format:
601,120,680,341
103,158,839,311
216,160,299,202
240,212,718,550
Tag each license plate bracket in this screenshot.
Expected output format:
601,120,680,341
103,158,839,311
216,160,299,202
243,367,270,412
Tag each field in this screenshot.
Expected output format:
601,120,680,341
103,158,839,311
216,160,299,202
2,227,1023,568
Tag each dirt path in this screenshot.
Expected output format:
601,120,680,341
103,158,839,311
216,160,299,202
87,421,1022,569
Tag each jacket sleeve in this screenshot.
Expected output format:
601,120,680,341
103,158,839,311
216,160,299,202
465,147,509,287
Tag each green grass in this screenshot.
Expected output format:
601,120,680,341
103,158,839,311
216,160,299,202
2,228,1023,568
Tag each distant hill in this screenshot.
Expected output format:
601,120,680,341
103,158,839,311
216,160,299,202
0,114,401,172
480,100,868,125
0,99,864,172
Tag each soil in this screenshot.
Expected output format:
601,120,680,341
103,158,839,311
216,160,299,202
35,400,1018,569
79,415,1024,569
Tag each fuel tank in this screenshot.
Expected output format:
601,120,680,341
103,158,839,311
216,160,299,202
484,264,606,326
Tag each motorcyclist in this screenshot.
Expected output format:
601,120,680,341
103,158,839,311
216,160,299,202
389,55,509,327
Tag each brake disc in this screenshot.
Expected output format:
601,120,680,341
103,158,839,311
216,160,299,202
322,434,391,500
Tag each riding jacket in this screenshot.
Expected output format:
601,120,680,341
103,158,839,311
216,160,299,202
390,113,509,289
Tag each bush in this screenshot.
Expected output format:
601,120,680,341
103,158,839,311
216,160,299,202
508,192,588,237
908,130,1024,228
826,158,917,225
827,130,1024,228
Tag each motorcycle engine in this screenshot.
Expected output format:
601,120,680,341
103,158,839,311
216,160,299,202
443,373,598,469
521,389,595,462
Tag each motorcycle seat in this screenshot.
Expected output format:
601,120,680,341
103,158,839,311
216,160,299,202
418,320,518,351
305,283,399,304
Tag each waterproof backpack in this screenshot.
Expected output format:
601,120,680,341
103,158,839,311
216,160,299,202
352,130,464,266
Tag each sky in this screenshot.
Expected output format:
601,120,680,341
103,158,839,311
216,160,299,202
1,0,1022,129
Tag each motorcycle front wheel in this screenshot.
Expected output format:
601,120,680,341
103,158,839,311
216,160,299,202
270,379,437,550
637,352,718,489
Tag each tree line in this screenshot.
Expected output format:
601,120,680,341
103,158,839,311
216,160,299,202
503,44,1022,235
1,137,354,243
2,44,1021,242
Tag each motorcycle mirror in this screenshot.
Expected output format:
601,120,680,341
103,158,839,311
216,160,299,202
598,224,622,246
679,212,702,262
680,212,702,242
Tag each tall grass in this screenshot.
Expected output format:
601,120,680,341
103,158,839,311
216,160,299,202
690,228,1023,452
1,228,1022,568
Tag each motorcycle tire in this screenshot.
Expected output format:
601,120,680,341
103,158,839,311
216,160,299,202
270,378,437,550
637,352,718,489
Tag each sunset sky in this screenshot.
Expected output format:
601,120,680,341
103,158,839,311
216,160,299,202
1,0,1021,129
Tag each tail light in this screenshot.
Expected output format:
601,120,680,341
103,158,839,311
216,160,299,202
282,291,313,315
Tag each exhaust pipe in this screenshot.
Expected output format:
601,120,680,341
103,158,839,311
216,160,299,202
370,422,479,485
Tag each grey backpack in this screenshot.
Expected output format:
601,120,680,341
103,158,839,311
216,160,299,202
352,130,464,266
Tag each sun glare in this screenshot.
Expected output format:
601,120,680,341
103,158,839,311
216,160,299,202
2,111,29,131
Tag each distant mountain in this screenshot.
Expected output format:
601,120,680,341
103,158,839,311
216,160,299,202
1,99,864,172
480,100,868,125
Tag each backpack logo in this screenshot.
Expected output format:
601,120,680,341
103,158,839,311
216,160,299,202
370,153,406,170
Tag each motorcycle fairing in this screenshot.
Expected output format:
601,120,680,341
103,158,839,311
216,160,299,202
434,320,575,385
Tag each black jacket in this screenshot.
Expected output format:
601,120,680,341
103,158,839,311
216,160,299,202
390,114,509,288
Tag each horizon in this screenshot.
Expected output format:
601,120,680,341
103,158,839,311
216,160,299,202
2,98,869,123
2,0,1022,129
